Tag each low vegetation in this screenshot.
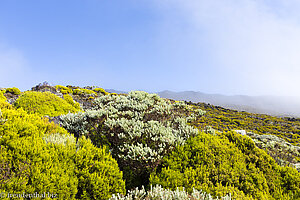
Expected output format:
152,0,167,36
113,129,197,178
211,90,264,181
110,185,232,200
55,85,73,94
150,131,300,199
1,84,300,199
13,91,80,117
192,102,300,145
0,98,125,199
190,102,300,170
4,87,21,95
0,91,6,102
93,87,110,95
60,91,205,189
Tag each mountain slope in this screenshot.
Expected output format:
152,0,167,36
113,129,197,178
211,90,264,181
157,90,300,117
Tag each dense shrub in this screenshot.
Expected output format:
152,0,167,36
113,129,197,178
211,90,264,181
0,92,11,111
0,107,77,198
63,94,81,110
60,91,205,189
93,87,109,95
0,91,11,109
0,101,13,110
5,87,21,95
110,185,232,200
0,106,125,199
73,88,97,97
0,91,6,102
56,85,73,94
75,137,125,199
14,91,80,117
150,131,300,199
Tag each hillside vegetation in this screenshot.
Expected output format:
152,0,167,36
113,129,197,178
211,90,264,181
192,102,300,145
189,102,300,170
0,83,300,199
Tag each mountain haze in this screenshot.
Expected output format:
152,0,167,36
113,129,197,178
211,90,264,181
157,90,300,118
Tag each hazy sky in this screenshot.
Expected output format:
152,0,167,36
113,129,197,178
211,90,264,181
1,0,300,96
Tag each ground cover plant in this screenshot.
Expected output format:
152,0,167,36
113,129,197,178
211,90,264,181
1,84,300,199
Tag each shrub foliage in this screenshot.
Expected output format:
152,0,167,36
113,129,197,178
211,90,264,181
2,85,300,199
55,85,73,94
0,105,125,199
193,102,300,145
63,94,81,110
93,87,109,95
5,87,21,95
110,185,232,200
75,137,125,199
60,91,205,189
14,91,80,117
0,91,7,102
150,131,300,199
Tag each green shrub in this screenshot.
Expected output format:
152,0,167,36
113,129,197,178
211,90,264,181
0,91,11,110
75,137,126,199
73,88,97,96
93,88,109,95
0,91,12,110
0,102,12,110
63,94,81,110
60,91,205,189
55,85,73,94
0,107,77,199
150,131,300,199
0,106,125,199
13,91,80,117
5,87,21,95
0,91,6,102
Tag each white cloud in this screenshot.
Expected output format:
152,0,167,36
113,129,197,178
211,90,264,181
153,0,300,96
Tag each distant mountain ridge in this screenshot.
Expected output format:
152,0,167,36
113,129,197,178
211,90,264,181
157,90,300,118
105,89,128,94
103,89,300,118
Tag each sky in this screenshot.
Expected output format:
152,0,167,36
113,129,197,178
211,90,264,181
1,0,300,96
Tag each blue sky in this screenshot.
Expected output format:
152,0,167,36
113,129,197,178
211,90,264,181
1,0,300,96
